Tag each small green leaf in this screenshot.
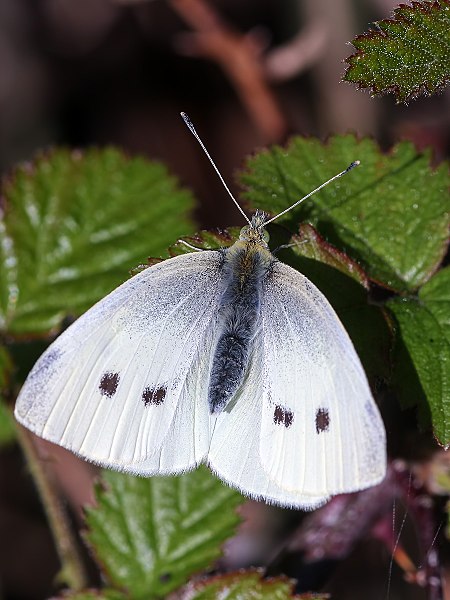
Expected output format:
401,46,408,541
388,266,450,445
241,136,450,291
0,148,195,335
179,571,303,600
84,467,243,599
344,0,450,103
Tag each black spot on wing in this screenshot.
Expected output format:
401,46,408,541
99,372,120,397
315,408,330,433
273,405,294,428
142,386,167,406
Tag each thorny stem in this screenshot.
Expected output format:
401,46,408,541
17,425,88,591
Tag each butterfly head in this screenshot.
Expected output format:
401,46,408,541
239,210,270,247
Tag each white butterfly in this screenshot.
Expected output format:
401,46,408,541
14,114,386,510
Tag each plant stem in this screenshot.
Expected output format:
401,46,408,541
17,424,88,591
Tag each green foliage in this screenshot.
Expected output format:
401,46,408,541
84,468,243,599
344,0,450,103
241,135,449,292
0,148,195,335
178,571,302,599
388,267,450,445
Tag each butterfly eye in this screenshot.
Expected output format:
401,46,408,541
262,229,270,244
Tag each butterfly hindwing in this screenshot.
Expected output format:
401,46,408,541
15,251,223,473
208,332,329,510
259,262,386,497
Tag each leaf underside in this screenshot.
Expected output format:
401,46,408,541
0,148,195,335
84,468,243,599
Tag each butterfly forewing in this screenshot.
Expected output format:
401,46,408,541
15,251,222,472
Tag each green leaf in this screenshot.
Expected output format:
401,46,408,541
0,148,195,335
0,346,15,446
241,136,450,292
178,571,305,600
84,467,243,599
388,266,450,446
344,0,450,103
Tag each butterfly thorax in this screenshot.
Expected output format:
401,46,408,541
208,219,275,415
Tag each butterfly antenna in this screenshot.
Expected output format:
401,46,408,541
181,112,251,225
264,160,360,225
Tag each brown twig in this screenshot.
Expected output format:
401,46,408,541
169,0,287,142
265,22,328,83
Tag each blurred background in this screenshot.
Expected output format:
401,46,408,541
1,0,449,599
1,0,449,226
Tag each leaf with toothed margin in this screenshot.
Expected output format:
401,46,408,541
344,0,450,103
0,148,196,336
175,570,309,599
84,467,243,599
388,266,450,446
241,136,450,293
0,346,15,446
